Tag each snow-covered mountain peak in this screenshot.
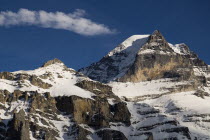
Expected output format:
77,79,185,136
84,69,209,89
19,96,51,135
138,30,175,54
80,30,208,84
79,33,151,83
107,34,149,57
121,35,150,47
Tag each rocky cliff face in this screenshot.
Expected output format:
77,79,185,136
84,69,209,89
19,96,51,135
0,30,210,140
119,31,194,82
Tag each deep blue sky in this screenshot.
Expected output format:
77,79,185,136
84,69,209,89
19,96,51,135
0,0,210,72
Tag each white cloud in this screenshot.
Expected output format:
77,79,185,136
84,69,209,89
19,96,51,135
0,8,116,36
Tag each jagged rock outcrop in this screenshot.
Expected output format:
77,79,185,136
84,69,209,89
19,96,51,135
29,92,58,114
111,102,131,125
75,80,121,101
0,72,14,80
0,72,52,89
7,109,30,140
0,90,10,103
42,58,65,67
0,87,131,140
55,95,131,128
29,75,52,89
56,95,107,126
96,129,128,140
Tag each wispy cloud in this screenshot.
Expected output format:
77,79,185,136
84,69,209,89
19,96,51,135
0,9,116,36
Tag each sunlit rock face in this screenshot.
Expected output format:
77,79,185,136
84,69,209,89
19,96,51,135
119,30,193,82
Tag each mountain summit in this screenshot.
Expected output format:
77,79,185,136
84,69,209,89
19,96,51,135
79,30,207,83
42,58,65,67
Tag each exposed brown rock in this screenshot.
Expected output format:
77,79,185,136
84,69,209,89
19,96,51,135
119,54,192,82
111,102,131,125
29,75,52,89
7,109,30,140
0,72,14,80
55,95,131,128
29,121,59,140
30,92,58,114
0,90,10,103
39,72,52,79
194,89,209,99
75,80,120,101
96,129,128,140
55,96,111,128
42,58,64,67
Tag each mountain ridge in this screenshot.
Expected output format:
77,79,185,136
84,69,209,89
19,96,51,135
0,30,210,140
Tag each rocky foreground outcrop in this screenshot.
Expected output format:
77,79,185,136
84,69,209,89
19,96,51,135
0,63,131,140
0,88,130,139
